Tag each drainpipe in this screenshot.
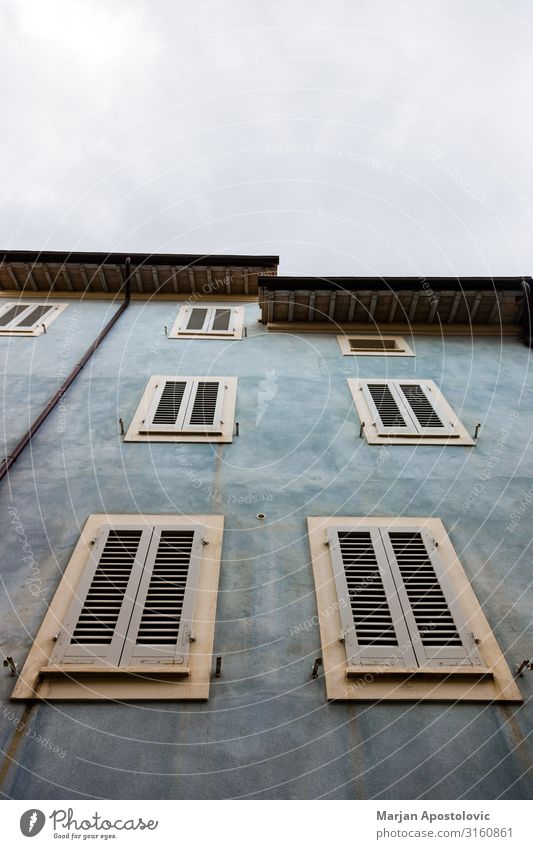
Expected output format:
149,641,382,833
0,257,132,482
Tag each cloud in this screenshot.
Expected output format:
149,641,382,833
1,0,533,275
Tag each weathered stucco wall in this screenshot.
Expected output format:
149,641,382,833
0,300,531,799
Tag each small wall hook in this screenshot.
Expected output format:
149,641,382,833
119,418,125,436
164,325,168,336
359,421,365,438
474,422,481,440
3,656,17,676
515,659,532,676
215,656,222,678
311,657,323,679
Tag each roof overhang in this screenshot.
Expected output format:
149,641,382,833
0,250,279,298
258,276,532,335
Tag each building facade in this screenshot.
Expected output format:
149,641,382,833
0,251,532,799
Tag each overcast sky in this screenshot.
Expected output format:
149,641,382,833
2,0,533,277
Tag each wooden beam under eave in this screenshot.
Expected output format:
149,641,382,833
98,266,108,293
224,268,232,295
488,295,501,324
287,290,295,321
243,268,250,296
170,267,180,294
469,292,482,322
447,291,462,323
41,265,54,291
347,294,357,323
151,266,160,293
79,264,90,293
135,269,144,294
427,295,440,323
387,295,398,323
328,291,337,320
368,292,377,322
61,267,73,291
308,291,316,321
188,268,195,293
25,263,38,291
408,292,419,323
6,265,19,290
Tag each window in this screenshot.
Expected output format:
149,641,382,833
12,514,224,701
125,376,237,443
348,378,474,445
169,304,244,339
308,516,521,702
337,334,414,356
0,301,67,335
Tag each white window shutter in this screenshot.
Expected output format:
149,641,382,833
49,525,153,666
327,526,418,666
141,379,194,433
0,303,57,331
397,382,455,436
361,381,418,436
209,308,233,334
380,527,482,667
0,305,30,328
185,307,210,332
120,525,204,666
182,380,225,433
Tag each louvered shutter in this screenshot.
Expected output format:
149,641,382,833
209,308,233,334
181,379,225,433
397,382,455,437
0,303,56,330
361,381,418,436
327,526,417,666
50,525,153,666
380,527,482,667
0,305,30,328
120,525,204,666
15,305,56,329
141,379,194,433
185,308,209,332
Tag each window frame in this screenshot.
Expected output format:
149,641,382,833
308,516,521,702
349,378,474,445
0,301,68,336
11,513,224,701
125,375,237,443
169,304,245,339
337,333,414,357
